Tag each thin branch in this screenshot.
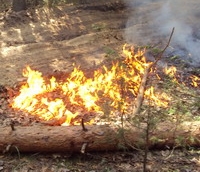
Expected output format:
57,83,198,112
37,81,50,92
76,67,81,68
152,27,175,66
132,27,175,116
132,65,151,116
81,118,88,131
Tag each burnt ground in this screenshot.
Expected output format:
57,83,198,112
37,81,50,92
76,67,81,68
0,1,200,172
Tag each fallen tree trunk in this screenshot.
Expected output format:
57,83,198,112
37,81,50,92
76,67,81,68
0,121,200,153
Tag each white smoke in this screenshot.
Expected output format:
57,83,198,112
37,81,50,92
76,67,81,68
124,0,200,66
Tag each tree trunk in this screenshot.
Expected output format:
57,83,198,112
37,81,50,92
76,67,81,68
0,122,200,153
12,0,26,12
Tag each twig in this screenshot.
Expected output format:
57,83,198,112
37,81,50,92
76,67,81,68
10,120,15,131
3,144,11,154
81,118,88,131
81,142,88,154
132,27,175,116
14,146,21,159
164,146,178,160
143,113,150,172
132,65,151,116
152,27,175,66
143,92,153,172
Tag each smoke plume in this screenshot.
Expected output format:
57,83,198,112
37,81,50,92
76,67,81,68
124,0,200,66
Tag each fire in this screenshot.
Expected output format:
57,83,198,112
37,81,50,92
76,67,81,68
163,66,178,83
164,65,199,88
145,87,170,107
190,75,200,88
11,45,171,125
164,66,176,76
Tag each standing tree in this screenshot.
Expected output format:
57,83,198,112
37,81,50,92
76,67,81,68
12,0,27,12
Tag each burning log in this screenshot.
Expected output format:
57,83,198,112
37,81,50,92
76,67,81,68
1,121,200,153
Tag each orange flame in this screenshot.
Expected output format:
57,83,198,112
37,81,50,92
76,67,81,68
11,45,171,125
164,65,199,88
190,75,200,88
164,66,177,79
145,87,170,107
164,66,177,76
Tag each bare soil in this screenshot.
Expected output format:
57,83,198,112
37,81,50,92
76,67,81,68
0,1,126,86
0,1,200,172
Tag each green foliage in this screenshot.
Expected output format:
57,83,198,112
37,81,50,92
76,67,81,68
92,23,106,32
151,47,162,54
104,46,118,59
116,127,128,150
175,135,187,147
150,136,165,145
170,55,179,60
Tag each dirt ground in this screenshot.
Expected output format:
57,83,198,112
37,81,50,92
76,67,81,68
0,1,127,86
0,1,200,172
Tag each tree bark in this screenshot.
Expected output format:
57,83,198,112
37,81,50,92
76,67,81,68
0,121,200,153
12,0,26,12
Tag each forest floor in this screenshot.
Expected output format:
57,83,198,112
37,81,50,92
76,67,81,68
0,1,200,172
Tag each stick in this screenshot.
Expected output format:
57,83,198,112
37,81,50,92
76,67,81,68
153,27,175,66
132,27,175,116
132,65,151,116
81,118,88,131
